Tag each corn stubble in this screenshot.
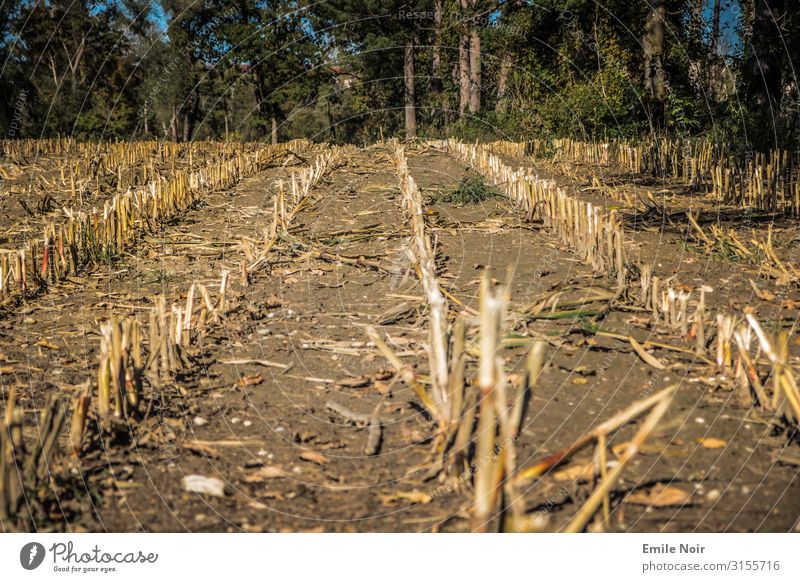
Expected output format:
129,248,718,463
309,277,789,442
0,140,315,305
1,390,66,529
1,136,798,533
70,149,340,458
365,146,684,532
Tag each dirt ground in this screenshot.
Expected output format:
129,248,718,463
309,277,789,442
0,143,798,532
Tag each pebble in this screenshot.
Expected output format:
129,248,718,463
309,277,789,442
705,489,721,502
193,417,208,426
182,475,228,497
695,417,706,424
243,420,253,427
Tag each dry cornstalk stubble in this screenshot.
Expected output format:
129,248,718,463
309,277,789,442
71,269,232,455
1,390,67,530
0,140,315,307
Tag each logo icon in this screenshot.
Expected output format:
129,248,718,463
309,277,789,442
20,542,46,570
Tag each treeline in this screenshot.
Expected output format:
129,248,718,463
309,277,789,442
0,1,798,152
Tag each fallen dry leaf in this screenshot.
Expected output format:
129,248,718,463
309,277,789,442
697,437,727,449
238,373,263,387
36,338,60,350
749,279,776,301
335,376,371,388
624,484,691,507
244,466,288,482
260,491,286,501
299,451,329,465
265,294,283,308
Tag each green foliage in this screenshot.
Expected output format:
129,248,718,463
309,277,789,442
0,0,797,154
436,175,498,204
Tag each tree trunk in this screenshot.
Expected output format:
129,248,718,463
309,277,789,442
182,112,190,143
708,0,724,99
458,0,470,117
169,107,178,142
431,0,445,124
431,0,442,94
643,0,666,107
689,0,704,53
404,40,417,139
711,0,722,56
184,92,199,143
496,53,511,113
459,32,470,117
468,29,481,114
271,114,278,145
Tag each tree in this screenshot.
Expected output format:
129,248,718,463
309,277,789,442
456,0,488,117
10,0,146,138
221,0,322,144
740,0,800,149
315,0,435,139
643,0,666,118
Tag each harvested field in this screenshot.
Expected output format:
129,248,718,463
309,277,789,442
1,139,798,533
